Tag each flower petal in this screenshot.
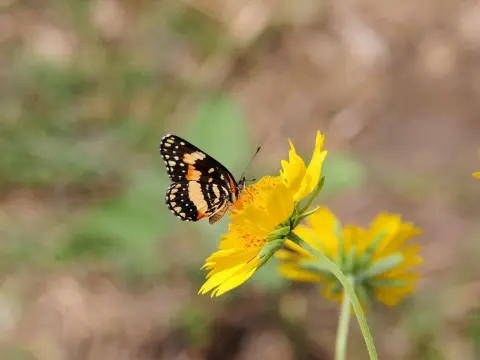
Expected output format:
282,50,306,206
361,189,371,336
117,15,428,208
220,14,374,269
374,273,419,306
266,183,295,225
236,206,275,233
200,262,245,294
278,262,323,282
305,207,340,254
294,131,327,200
211,258,260,297
280,141,307,196
204,247,260,274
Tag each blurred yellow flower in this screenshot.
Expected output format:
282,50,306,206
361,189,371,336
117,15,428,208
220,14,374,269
278,208,423,307
281,131,327,201
200,131,328,297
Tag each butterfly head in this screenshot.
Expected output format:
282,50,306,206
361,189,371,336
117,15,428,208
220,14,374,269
236,176,246,196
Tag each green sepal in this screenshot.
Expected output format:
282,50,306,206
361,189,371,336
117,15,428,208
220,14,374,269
295,206,320,225
356,231,386,271
258,239,285,260
357,253,404,280
367,278,408,288
298,259,337,278
265,226,291,242
298,176,325,216
343,245,357,274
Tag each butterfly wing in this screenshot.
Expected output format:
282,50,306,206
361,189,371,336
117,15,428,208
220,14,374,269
165,179,229,222
160,134,240,223
159,134,240,201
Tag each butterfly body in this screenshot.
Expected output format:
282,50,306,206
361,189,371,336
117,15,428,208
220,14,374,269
159,134,245,224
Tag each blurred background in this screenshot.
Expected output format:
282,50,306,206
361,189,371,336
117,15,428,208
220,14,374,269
1,0,480,359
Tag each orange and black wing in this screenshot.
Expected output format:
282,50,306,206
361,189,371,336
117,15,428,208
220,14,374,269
159,134,239,222
164,180,229,222
159,134,239,193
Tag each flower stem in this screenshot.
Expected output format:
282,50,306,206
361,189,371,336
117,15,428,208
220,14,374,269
336,276,353,360
288,232,378,360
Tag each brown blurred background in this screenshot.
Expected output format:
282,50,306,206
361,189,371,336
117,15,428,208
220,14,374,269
1,0,480,359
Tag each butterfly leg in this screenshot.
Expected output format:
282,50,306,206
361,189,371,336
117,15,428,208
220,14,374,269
208,206,228,224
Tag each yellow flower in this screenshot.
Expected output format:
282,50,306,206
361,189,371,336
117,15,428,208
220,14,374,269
281,131,327,201
199,176,295,297
278,208,423,307
199,131,328,297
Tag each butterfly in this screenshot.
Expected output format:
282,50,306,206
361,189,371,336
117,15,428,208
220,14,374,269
159,134,246,224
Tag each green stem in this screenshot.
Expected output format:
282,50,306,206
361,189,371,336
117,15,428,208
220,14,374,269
288,232,378,360
336,277,353,360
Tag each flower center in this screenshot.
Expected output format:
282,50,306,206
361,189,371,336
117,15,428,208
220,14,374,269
232,176,281,213
230,223,266,249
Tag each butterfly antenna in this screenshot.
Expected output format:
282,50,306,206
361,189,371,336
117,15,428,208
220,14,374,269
240,145,261,181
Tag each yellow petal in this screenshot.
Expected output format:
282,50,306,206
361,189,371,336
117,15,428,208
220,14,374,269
218,233,240,250
211,259,259,297
380,244,423,276
265,183,295,225
294,131,327,201
342,224,367,255
374,274,419,306
473,172,480,179
283,239,316,259
280,140,307,196
199,262,247,294
204,248,260,275
378,223,422,256
212,267,257,297
322,282,344,303
236,206,275,233
278,262,323,282
367,213,402,253
305,207,340,254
